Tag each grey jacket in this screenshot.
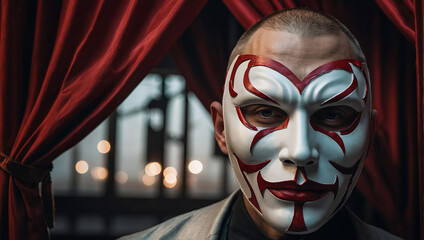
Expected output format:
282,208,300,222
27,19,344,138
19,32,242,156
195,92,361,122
119,191,402,240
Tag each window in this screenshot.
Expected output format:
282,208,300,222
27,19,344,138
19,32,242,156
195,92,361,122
51,72,238,239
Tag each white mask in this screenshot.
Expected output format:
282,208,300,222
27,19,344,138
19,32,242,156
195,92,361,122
223,54,372,233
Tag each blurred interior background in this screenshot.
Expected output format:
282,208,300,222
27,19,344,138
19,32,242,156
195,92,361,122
50,58,240,239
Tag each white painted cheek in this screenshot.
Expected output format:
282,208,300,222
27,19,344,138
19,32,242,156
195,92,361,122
246,171,295,232
259,158,296,182
260,191,295,232
340,118,370,161
223,102,257,199
328,108,370,169
224,113,255,161
301,114,371,233
228,154,253,199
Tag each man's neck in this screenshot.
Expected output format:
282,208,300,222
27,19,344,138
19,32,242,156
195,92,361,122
242,196,289,240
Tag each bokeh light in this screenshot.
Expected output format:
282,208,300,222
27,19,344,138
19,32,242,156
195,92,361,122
91,167,108,181
142,174,156,186
115,171,128,184
97,140,111,154
163,166,177,188
163,178,177,188
145,162,162,176
188,160,203,174
75,160,89,174
163,166,177,177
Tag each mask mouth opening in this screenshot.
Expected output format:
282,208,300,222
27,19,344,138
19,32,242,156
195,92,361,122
257,171,339,202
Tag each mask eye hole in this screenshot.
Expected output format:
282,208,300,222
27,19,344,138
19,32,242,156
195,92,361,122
241,104,288,128
311,106,359,131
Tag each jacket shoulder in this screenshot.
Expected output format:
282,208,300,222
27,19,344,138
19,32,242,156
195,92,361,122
118,192,238,240
347,208,404,240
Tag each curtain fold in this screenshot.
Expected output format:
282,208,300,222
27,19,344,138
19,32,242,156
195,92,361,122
374,0,415,43
170,1,234,108
175,0,421,239
0,0,207,239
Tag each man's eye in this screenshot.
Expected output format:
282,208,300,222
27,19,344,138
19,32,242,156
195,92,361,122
311,106,359,131
323,112,341,120
259,109,273,117
241,105,288,128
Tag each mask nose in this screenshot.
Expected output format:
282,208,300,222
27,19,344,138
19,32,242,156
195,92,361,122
279,110,319,167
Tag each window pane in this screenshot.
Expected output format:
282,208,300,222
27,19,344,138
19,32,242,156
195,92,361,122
116,74,163,197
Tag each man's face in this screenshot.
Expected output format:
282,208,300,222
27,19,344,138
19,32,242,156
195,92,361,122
221,29,372,234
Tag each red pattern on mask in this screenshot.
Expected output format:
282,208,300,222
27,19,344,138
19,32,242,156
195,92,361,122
250,117,289,153
321,74,358,106
230,55,363,94
288,202,307,232
235,106,258,131
329,156,362,213
234,153,270,212
310,120,346,155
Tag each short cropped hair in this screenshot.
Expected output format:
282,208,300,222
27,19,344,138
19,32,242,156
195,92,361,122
229,8,366,66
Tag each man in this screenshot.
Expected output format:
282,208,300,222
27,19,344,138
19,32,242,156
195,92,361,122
121,8,401,240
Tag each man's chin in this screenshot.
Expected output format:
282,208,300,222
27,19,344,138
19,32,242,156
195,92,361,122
264,216,327,236
258,191,337,235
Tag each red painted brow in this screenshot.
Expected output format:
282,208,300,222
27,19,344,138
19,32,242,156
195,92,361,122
243,59,280,105
321,74,358,106
229,55,363,97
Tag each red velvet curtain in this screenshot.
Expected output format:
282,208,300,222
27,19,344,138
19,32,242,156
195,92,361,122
172,0,422,239
170,1,235,108
0,0,207,239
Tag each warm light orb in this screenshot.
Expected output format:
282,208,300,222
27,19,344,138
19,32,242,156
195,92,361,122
164,173,177,184
145,162,162,176
163,166,177,177
163,166,177,188
142,174,156,186
188,160,203,174
115,171,128,184
75,160,89,174
91,167,108,181
97,140,111,154
163,178,177,188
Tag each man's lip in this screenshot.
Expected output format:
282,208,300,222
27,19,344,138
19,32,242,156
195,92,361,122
257,172,339,202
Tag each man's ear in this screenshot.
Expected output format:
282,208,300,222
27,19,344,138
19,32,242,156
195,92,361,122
210,101,228,155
